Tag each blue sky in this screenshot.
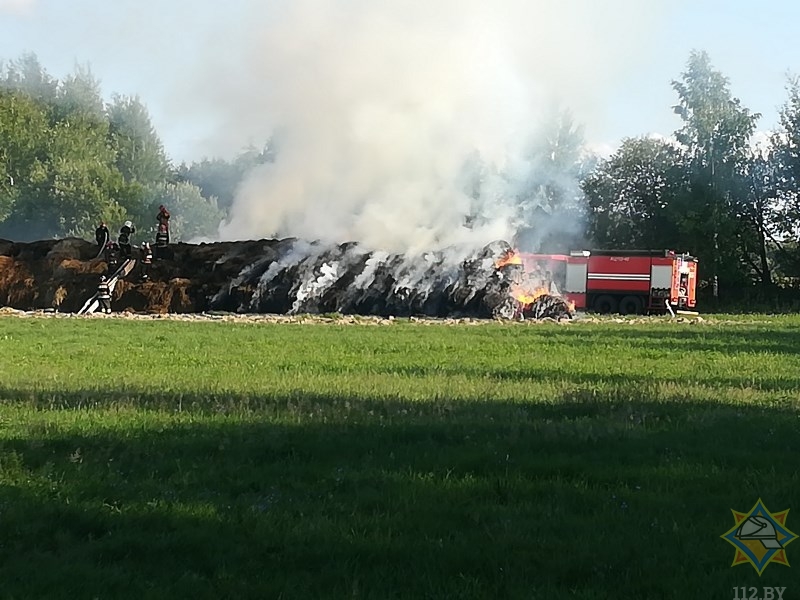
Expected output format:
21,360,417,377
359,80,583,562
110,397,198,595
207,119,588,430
2,0,799,163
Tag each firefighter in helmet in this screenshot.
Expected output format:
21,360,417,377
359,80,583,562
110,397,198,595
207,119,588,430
155,222,169,260
156,204,170,242
140,242,153,281
97,275,112,314
118,220,136,259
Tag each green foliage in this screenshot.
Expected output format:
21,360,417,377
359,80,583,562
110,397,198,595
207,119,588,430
0,90,49,222
0,53,58,108
0,53,237,242
585,50,782,293
54,64,106,124
0,316,799,598
107,94,169,187
672,50,760,173
0,56,143,239
142,181,224,241
583,136,689,249
671,50,762,288
5,49,800,303
769,76,800,242
0,104,125,239
176,141,275,213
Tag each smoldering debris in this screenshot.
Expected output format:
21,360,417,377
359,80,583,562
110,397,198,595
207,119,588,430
210,239,520,318
521,295,574,320
0,236,573,320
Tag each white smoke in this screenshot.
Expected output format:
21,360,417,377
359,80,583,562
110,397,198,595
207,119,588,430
210,0,670,253
292,261,341,313
246,239,316,310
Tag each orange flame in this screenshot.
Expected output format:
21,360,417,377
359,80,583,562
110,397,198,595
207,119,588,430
511,286,549,306
495,250,523,269
495,249,576,316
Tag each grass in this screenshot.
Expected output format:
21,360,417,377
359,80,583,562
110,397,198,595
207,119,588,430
0,314,799,599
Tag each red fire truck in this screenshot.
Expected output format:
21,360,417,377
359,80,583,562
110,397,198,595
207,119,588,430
500,249,699,315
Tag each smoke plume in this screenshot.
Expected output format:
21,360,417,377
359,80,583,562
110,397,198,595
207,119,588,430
206,0,666,253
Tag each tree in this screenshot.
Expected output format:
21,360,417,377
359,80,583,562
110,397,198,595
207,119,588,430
1,115,127,240
770,76,800,241
54,64,106,124
513,109,590,252
176,140,276,214
0,56,153,240
749,75,800,286
739,145,784,287
582,136,689,250
107,94,169,186
0,53,58,110
0,90,49,226
671,50,761,294
142,182,224,242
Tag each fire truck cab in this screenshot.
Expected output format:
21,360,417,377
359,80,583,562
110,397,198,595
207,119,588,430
514,249,698,315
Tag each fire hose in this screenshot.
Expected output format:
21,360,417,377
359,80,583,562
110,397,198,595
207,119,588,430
94,231,109,259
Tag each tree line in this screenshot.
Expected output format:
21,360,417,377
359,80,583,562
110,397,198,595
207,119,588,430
508,50,800,307
0,54,271,244
583,51,800,305
2,51,800,306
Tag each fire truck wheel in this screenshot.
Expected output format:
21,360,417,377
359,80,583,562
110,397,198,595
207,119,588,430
618,295,643,315
593,295,617,314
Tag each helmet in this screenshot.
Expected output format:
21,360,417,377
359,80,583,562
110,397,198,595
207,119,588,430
124,220,132,228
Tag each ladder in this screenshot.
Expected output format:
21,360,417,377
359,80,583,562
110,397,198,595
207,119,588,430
77,259,137,315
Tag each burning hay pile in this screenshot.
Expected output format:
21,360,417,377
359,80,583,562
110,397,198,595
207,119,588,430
491,249,575,321
210,240,574,321
492,294,574,321
211,239,509,318
0,237,575,320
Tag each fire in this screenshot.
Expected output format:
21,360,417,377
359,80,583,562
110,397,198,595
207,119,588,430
511,286,549,306
494,248,575,318
495,250,522,269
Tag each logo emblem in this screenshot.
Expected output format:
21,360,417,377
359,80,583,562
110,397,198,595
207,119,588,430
721,499,797,575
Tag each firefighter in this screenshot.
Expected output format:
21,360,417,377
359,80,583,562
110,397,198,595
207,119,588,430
156,204,170,242
97,275,112,314
104,241,120,275
140,242,153,281
155,223,169,259
95,222,109,247
118,220,136,259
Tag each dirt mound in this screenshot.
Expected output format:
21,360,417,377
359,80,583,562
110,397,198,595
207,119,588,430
0,237,572,319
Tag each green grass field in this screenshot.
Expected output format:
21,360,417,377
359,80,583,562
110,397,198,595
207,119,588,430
1,314,799,599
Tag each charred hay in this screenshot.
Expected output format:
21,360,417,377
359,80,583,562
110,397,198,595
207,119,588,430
0,237,571,320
